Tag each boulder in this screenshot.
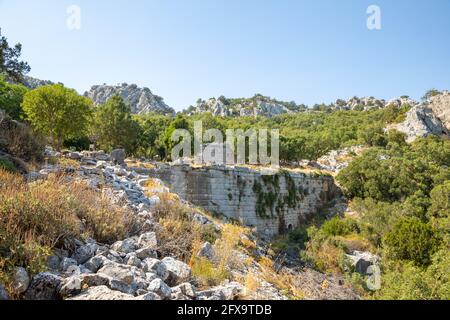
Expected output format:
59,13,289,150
197,242,215,260
80,273,111,287
134,292,162,300
125,253,142,268
161,257,192,286
111,149,126,165
142,258,168,279
137,232,158,249
345,251,380,275
59,276,82,297
135,246,158,260
147,279,171,300
12,267,30,294
97,262,145,285
46,255,61,270
172,283,197,299
197,282,244,300
0,284,10,300
72,242,99,264
84,255,109,273
396,106,447,142
68,285,135,300
25,273,63,300
60,257,78,272
111,238,137,254
429,93,450,131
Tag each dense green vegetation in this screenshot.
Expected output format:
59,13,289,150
0,28,30,83
276,136,449,299
0,76,27,120
90,95,141,154
22,84,93,150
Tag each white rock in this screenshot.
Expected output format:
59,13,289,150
142,258,168,279
161,257,192,286
68,285,134,300
147,279,171,299
137,232,158,249
172,282,197,299
197,242,215,260
134,292,162,300
12,267,30,294
60,257,78,272
111,238,137,254
98,262,144,285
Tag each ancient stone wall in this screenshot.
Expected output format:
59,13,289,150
143,165,338,238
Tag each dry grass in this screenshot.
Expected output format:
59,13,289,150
153,199,218,263
56,157,81,169
190,223,250,287
0,169,135,296
257,256,305,300
336,234,374,253
244,272,261,295
0,118,44,163
307,240,344,274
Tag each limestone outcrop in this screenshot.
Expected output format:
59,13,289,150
187,96,295,118
429,91,450,131
85,83,175,115
396,106,447,143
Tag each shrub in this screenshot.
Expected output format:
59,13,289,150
383,218,441,266
321,216,359,237
374,249,450,300
0,113,44,162
0,76,28,120
191,256,228,287
428,181,450,232
0,158,15,172
153,199,218,262
0,169,134,295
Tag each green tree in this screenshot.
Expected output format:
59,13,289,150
0,75,28,120
428,181,450,232
163,115,190,159
0,28,31,83
22,84,92,150
384,217,441,266
135,113,171,158
91,95,141,154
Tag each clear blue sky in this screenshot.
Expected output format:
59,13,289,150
1,0,449,110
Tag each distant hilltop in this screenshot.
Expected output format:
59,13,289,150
183,94,420,118
22,76,55,89
84,83,175,116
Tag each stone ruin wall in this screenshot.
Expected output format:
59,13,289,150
143,165,338,238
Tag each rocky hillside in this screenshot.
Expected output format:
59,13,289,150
185,94,420,118
0,149,360,300
394,91,450,142
185,95,300,118
22,76,55,89
85,83,175,115
333,96,418,111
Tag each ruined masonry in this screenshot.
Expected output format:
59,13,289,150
139,165,338,237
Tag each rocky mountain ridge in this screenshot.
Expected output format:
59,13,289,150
394,91,450,142
185,95,298,118
85,83,175,115
184,94,422,118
